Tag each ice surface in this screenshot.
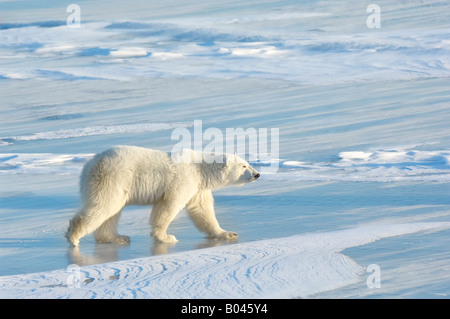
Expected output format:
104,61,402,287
1,0,450,298
1,222,449,298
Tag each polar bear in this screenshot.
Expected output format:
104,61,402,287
66,146,260,246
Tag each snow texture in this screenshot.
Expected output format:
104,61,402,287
1,0,450,298
1,222,449,299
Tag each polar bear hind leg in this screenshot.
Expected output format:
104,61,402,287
66,197,127,246
94,211,130,244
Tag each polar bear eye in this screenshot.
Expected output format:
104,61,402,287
242,165,247,168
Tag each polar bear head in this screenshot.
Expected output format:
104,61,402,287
172,149,260,188
222,153,260,186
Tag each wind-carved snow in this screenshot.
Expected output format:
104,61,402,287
259,149,450,182
0,153,93,175
109,47,149,58
2,148,449,180
0,222,448,298
0,122,192,144
1,15,449,83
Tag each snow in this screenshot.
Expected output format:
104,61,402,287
1,222,449,299
1,0,450,299
1,122,192,142
262,149,450,182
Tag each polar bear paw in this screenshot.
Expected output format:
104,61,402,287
96,234,130,245
112,235,130,245
214,231,238,241
153,232,178,243
165,235,178,243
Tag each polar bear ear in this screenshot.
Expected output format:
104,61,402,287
224,153,238,165
224,154,233,165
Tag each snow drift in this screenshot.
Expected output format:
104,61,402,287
1,222,449,299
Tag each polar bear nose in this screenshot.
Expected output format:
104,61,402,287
254,173,260,179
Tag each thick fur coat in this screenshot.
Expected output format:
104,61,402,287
66,146,260,246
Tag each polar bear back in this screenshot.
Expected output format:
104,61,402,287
80,146,176,206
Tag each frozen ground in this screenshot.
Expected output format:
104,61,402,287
0,0,450,298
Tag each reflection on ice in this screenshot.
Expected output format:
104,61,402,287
66,236,237,267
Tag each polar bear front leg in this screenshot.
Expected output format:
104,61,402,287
186,190,238,241
150,200,183,243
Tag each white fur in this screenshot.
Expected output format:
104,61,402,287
66,146,260,246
